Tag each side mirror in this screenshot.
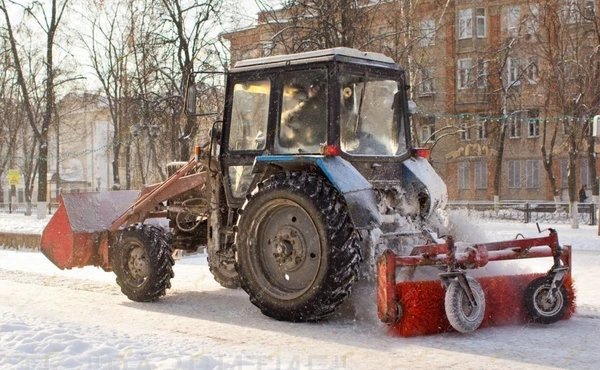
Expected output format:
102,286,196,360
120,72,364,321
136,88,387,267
211,124,222,142
186,84,197,115
184,71,224,117
209,120,223,161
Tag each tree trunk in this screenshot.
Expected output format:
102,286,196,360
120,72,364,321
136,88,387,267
493,119,507,202
568,129,579,229
125,140,132,190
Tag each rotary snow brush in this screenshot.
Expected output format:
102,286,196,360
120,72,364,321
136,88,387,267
377,227,575,336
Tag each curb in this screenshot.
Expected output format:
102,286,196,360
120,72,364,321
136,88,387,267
0,232,41,249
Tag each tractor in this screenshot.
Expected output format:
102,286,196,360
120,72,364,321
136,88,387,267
42,48,572,332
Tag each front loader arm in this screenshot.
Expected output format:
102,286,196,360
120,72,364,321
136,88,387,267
109,159,207,230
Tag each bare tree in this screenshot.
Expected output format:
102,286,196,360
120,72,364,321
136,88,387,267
529,0,597,228
0,47,23,205
78,1,131,190
155,0,222,160
254,0,380,54
373,0,450,146
0,0,69,217
490,37,520,205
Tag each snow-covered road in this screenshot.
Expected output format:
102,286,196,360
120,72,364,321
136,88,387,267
2,218,600,369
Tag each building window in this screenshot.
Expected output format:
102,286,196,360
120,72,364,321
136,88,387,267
508,6,521,36
525,4,540,37
509,160,521,188
527,118,540,138
561,158,568,188
459,121,470,141
527,111,540,138
420,19,435,47
418,68,435,95
476,8,487,38
378,26,395,50
509,116,521,138
526,160,541,188
562,0,579,24
526,57,539,84
584,0,596,20
507,57,521,86
581,157,590,187
241,48,260,61
475,161,488,189
261,42,274,57
458,9,473,39
457,59,472,89
420,116,436,143
477,118,488,139
458,162,470,190
476,59,487,89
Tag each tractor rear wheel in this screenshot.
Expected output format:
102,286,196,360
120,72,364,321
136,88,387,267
523,276,569,324
235,172,361,322
113,224,174,302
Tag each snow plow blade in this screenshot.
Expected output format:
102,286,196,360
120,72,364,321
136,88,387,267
377,229,576,336
40,191,139,270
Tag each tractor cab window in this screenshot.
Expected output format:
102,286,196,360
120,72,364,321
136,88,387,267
276,70,327,154
228,80,270,151
340,75,407,156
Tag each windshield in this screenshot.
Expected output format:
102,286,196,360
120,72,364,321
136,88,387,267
339,75,407,156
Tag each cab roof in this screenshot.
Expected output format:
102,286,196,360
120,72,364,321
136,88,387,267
232,47,400,72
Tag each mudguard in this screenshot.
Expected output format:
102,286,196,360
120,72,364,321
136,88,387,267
402,157,448,214
252,155,381,230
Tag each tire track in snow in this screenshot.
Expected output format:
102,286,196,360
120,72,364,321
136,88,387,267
0,268,120,295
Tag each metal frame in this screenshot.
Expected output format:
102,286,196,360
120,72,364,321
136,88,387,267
377,228,572,324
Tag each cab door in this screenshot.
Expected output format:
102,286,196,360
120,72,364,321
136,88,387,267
221,76,273,207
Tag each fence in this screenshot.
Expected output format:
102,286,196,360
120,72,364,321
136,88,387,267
447,201,597,225
0,202,60,215
0,198,597,226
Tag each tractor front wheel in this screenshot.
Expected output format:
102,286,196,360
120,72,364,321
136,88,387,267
235,172,361,322
208,246,240,289
113,224,174,302
444,276,485,333
523,276,569,324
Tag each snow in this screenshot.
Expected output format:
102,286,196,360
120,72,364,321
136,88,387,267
0,213,49,234
2,213,600,369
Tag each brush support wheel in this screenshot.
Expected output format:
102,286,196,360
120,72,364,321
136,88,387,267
523,276,569,324
444,276,485,333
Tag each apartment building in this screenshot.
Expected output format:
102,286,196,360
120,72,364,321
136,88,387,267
222,0,600,202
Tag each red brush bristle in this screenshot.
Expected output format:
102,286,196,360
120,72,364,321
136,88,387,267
480,274,533,327
388,273,576,337
563,274,577,319
389,280,448,337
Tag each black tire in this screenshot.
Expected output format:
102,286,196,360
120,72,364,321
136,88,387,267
208,250,240,289
113,224,174,302
235,171,361,322
444,276,486,333
523,276,569,324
